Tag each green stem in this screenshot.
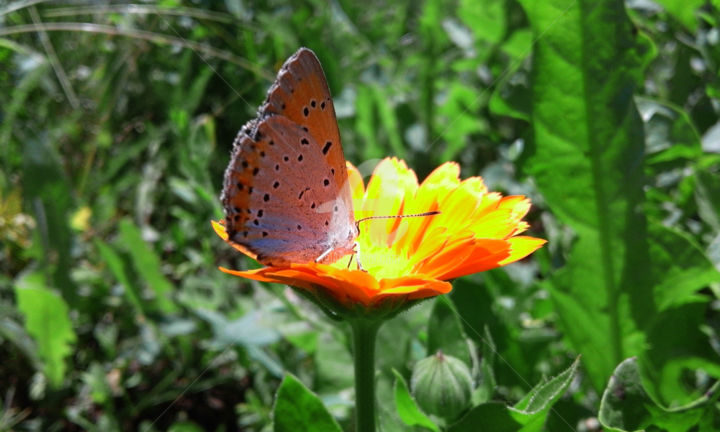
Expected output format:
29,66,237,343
350,319,381,432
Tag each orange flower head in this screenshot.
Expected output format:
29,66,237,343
213,158,545,312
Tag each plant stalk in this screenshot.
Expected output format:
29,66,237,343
351,319,381,432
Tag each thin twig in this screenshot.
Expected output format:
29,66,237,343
0,0,48,17
43,3,240,25
28,6,80,109
0,22,274,80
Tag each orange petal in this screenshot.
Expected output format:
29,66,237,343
376,276,452,303
498,236,547,265
419,238,511,280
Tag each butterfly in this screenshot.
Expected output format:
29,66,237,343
221,48,357,267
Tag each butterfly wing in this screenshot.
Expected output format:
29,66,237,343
221,48,356,266
261,48,354,223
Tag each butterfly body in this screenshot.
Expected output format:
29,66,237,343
221,48,357,266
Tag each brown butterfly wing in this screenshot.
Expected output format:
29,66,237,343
261,48,353,220
221,48,356,266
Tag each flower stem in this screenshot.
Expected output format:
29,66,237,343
350,319,381,432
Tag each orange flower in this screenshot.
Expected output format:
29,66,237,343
213,158,545,309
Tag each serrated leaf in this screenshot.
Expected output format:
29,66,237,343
449,358,579,432
513,356,579,414
520,0,654,391
15,271,76,388
273,374,342,432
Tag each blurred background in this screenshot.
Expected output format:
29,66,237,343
1,1,719,431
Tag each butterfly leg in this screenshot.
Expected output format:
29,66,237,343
353,242,366,272
315,247,334,263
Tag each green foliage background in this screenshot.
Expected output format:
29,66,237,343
1,0,719,431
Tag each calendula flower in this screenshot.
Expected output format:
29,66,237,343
213,157,545,311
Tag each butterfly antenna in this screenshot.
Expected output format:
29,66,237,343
355,211,440,231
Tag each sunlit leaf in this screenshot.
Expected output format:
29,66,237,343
392,369,439,432
449,358,579,431
273,374,342,432
15,271,76,388
521,0,653,391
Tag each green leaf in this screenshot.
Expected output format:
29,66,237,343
695,168,720,231
273,374,342,432
599,357,720,432
637,97,702,166
513,356,579,414
118,218,177,313
15,271,76,388
489,74,531,121
520,0,653,391
448,402,524,432
640,301,720,407
392,369,439,432
427,296,471,365
652,0,704,31
458,0,507,44
168,421,205,432
449,358,579,432
438,82,487,162
95,239,145,315
647,223,720,310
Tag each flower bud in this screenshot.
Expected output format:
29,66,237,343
411,350,473,421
